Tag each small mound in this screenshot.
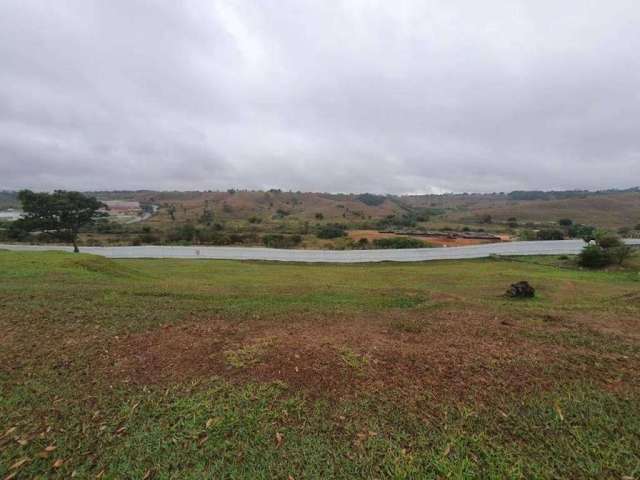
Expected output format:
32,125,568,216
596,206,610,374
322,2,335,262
62,254,137,277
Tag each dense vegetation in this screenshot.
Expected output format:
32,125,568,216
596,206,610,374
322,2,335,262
372,237,427,249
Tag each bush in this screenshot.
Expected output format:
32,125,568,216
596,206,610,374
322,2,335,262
317,224,347,239
568,224,596,240
196,230,232,245
356,193,386,206
7,223,31,241
578,244,611,268
558,218,573,226
372,237,426,249
198,209,214,225
262,234,302,248
167,224,198,242
578,231,635,268
537,229,565,240
95,219,124,234
414,209,430,222
140,232,160,244
595,231,623,249
376,214,417,229
518,229,537,241
609,245,635,265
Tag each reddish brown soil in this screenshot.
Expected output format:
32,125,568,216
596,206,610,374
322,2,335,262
102,311,639,403
347,230,501,247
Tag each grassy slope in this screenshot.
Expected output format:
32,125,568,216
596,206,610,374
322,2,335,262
1,251,639,479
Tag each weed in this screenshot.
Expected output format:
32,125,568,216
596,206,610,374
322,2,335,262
340,348,369,370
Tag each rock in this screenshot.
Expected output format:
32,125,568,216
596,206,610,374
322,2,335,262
506,281,535,298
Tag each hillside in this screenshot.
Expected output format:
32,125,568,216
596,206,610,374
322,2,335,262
2,188,639,248
82,188,640,228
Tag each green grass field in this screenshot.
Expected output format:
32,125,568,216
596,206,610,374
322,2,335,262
1,251,639,479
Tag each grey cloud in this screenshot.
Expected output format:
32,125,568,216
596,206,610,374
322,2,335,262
1,0,639,193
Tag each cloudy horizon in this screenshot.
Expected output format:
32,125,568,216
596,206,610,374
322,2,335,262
1,1,639,194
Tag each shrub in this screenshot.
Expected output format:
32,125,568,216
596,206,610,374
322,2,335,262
558,218,573,226
568,224,596,240
314,213,324,220
518,229,537,241
167,224,198,242
537,229,565,240
578,244,611,268
317,224,347,239
578,231,635,268
372,237,426,249
262,234,302,248
95,219,124,234
356,193,386,206
7,223,31,241
376,214,417,229
595,231,624,249
609,245,635,265
195,229,232,245
140,233,159,244
414,209,430,222
198,209,214,225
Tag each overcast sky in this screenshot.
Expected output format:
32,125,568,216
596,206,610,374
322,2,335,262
1,1,639,194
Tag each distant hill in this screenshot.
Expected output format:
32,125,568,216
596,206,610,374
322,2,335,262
3,188,639,230
89,190,402,227
85,188,640,230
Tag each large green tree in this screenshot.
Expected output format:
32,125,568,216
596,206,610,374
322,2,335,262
15,190,107,252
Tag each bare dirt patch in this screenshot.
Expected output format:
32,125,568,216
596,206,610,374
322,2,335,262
99,309,639,403
348,229,499,247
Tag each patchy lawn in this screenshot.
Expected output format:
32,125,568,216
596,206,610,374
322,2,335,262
1,251,639,479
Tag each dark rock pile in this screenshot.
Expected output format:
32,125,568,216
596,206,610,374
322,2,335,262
506,281,535,298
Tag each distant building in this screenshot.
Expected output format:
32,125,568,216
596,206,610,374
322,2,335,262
104,200,141,216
